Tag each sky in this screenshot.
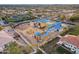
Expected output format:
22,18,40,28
0,0,79,4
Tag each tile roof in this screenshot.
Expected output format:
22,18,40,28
60,35,79,48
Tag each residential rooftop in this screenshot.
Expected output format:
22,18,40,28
60,35,79,48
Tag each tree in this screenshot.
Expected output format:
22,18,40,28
68,25,79,35
70,14,79,22
7,18,16,23
60,14,66,20
27,11,33,17
4,42,23,54
57,14,66,21
4,42,33,54
27,11,36,20
0,26,4,31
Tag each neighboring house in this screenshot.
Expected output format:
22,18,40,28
57,35,79,54
0,30,15,52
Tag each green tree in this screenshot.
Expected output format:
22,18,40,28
58,14,66,21
60,14,66,20
27,11,36,20
0,26,4,31
4,42,33,54
70,14,79,22
4,42,22,54
7,18,16,23
68,25,79,35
